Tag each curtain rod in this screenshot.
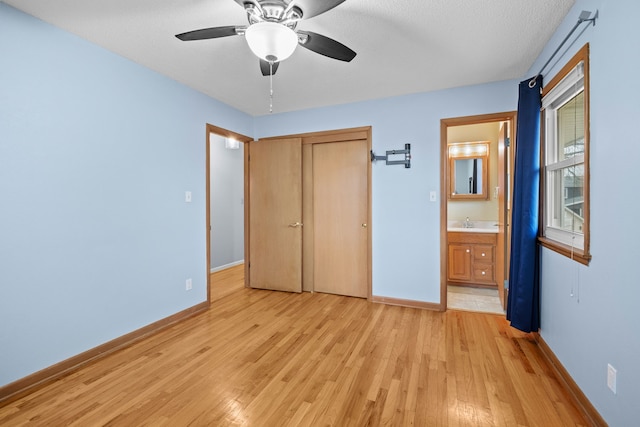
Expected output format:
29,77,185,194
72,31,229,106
528,10,597,88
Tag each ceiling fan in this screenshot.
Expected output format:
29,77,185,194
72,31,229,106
175,0,356,76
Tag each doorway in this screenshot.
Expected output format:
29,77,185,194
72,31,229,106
206,124,252,303
440,112,516,313
209,134,244,271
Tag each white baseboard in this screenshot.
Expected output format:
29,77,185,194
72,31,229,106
210,260,244,273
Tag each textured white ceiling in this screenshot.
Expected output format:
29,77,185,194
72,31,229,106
3,0,575,116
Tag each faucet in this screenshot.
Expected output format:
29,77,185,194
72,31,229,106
463,217,473,228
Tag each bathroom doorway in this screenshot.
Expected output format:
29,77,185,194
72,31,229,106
440,112,516,313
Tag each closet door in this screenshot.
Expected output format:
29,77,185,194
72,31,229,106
249,138,303,292
312,139,369,298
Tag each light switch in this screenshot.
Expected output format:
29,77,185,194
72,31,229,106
185,191,192,203
429,191,437,202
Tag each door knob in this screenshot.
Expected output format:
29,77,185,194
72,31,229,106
288,222,303,228
361,223,367,228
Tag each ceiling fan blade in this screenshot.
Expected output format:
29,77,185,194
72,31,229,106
298,31,356,62
232,0,345,19
175,26,240,41
260,60,280,76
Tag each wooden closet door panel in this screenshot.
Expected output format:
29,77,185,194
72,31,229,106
313,140,368,298
249,138,302,292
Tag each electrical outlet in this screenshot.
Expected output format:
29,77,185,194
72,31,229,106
185,278,192,291
607,363,617,394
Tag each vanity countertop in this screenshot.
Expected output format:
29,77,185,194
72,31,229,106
447,226,498,233
447,220,499,234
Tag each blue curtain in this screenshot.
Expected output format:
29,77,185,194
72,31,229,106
507,76,542,333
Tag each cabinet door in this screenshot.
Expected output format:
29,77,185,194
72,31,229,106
448,244,471,281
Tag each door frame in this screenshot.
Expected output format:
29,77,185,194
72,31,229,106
440,112,517,311
206,124,253,305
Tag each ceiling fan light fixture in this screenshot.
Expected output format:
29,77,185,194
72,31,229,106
245,21,298,62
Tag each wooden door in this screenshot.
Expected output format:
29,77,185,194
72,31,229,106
312,140,368,298
249,137,303,292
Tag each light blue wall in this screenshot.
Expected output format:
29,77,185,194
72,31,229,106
209,134,244,269
2,1,636,424
0,4,252,386
254,82,518,303
531,1,640,425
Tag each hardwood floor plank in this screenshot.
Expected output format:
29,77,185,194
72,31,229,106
0,265,591,426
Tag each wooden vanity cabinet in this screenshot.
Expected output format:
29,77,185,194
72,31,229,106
447,232,497,287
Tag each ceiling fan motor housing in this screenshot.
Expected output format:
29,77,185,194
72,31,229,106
245,1,302,28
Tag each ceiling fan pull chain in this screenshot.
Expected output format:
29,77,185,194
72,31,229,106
269,61,274,113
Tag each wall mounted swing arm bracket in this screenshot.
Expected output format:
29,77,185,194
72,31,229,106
370,143,411,168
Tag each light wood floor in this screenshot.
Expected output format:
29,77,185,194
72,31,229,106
0,264,588,426
210,264,246,302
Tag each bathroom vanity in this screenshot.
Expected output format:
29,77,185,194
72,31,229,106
447,231,497,287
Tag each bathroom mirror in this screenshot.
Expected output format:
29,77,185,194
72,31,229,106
448,142,489,200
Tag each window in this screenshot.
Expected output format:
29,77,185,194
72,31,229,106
539,44,591,265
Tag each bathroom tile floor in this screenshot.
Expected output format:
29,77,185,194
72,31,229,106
447,285,505,315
